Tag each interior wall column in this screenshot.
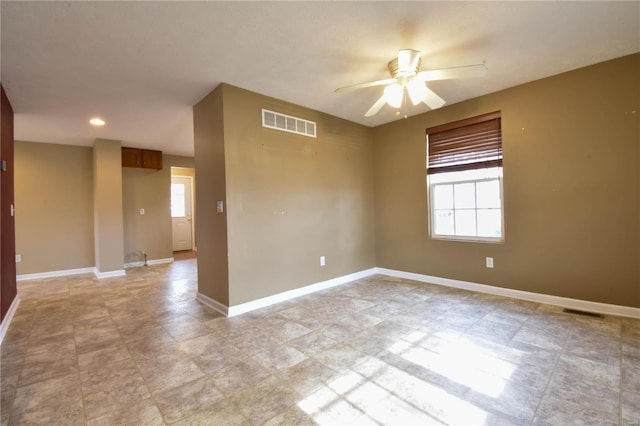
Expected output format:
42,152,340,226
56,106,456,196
93,138,125,277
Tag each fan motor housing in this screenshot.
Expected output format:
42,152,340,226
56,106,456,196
388,57,421,79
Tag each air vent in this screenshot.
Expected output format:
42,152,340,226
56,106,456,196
262,109,316,138
563,308,604,319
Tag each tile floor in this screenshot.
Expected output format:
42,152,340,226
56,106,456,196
1,259,639,425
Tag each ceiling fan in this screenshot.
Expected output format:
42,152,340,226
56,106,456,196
335,49,487,117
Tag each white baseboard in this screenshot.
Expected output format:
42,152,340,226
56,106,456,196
17,267,95,281
196,292,229,317
0,295,21,345
125,258,174,268
376,267,640,320
93,268,126,279
197,268,378,318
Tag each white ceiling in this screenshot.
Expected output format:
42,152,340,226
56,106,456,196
1,1,639,157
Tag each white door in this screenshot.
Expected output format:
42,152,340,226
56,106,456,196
171,176,193,251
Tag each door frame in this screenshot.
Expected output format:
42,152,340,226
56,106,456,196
171,173,196,251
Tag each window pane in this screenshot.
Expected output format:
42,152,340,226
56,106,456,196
477,209,502,238
428,168,504,242
171,183,186,218
433,210,455,235
455,209,476,236
454,182,476,209
476,180,501,208
433,184,453,209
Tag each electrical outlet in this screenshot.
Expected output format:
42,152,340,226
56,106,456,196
486,257,494,268
15,254,21,263
320,256,326,266
139,208,145,215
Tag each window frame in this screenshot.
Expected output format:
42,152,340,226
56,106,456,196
426,111,504,243
427,173,505,243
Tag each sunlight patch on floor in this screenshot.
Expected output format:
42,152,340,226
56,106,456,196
389,332,516,398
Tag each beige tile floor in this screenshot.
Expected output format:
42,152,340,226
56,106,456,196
1,259,639,425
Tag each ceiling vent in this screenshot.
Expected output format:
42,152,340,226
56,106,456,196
262,109,316,138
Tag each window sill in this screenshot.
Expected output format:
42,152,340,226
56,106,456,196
430,235,504,244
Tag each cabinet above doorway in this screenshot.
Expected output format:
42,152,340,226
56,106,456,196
122,147,163,170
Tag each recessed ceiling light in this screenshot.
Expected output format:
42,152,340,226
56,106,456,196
89,118,106,126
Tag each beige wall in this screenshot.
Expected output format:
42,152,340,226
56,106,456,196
15,140,195,274
194,85,230,305
93,139,125,273
373,53,640,307
122,167,171,263
122,154,195,263
221,84,375,306
14,141,95,274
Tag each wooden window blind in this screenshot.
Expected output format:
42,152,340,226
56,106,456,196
426,111,502,175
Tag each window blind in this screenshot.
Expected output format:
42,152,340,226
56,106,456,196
426,111,502,174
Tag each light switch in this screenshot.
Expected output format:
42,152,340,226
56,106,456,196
217,201,224,213
139,208,145,215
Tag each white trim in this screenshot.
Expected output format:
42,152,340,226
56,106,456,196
17,267,95,281
125,258,174,268
0,296,20,345
196,292,229,317
93,268,126,279
376,268,640,320
196,268,377,318
228,268,377,317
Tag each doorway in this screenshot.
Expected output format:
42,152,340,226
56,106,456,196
170,170,195,254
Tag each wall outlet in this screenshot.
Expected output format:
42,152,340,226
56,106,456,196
486,257,494,268
217,201,224,213
320,256,326,266
15,254,21,263
139,208,145,215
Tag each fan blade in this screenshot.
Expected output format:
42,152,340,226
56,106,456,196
422,86,446,110
364,95,387,117
335,78,397,93
416,64,487,82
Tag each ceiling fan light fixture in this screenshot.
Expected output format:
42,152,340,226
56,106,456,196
407,79,427,105
384,83,403,108
335,48,488,118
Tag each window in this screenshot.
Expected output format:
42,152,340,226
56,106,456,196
171,183,186,218
426,111,504,242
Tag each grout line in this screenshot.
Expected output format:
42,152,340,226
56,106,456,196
529,314,576,422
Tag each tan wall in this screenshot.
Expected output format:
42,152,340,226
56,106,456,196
15,141,194,274
166,155,195,170
373,53,640,307
122,154,195,263
221,84,376,305
122,167,171,263
14,141,95,274
93,139,125,273
194,85,230,305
